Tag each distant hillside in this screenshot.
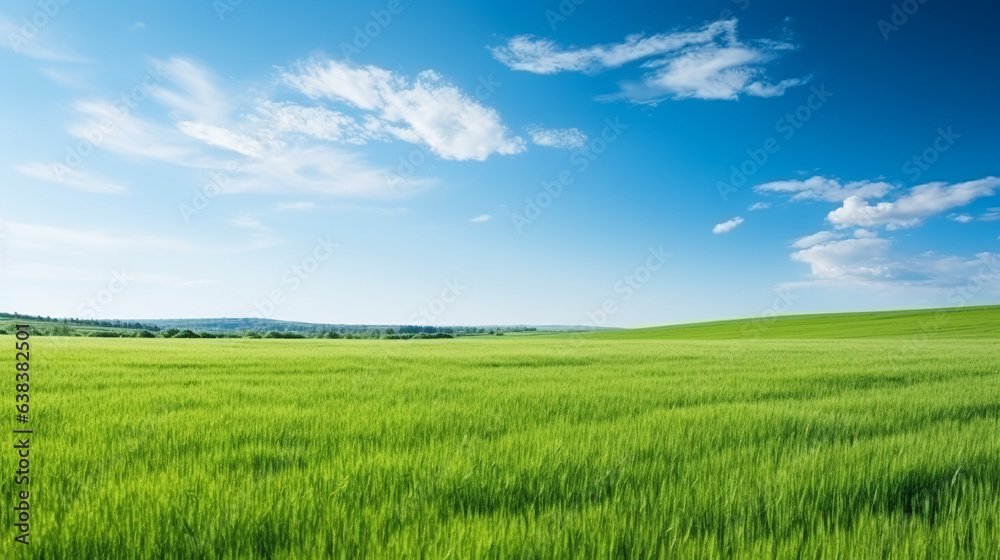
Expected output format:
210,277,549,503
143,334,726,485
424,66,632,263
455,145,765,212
0,313,613,338
588,305,1000,340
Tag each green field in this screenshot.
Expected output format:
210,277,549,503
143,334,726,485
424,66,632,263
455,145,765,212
2,307,998,558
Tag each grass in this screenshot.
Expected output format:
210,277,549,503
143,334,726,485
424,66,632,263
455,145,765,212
1,306,998,558
594,305,1000,340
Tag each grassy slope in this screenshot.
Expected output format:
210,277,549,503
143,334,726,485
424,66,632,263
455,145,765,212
1,307,998,558
590,305,1000,340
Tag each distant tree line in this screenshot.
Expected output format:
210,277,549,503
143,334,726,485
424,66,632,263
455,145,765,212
0,313,161,331
0,313,537,339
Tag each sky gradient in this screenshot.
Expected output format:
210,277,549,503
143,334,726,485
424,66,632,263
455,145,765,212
1,0,998,327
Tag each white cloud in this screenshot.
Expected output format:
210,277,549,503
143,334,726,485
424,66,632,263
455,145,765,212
176,279,222,288
16,162,127,194
468,214,492,223
177,121,262,157
70,101,202,166
0,220,188,255
747,202,771,211
281,59,525,161
640,47,802,101
491,19,804,102
713,216,744,234
948,213,974,224
791,238,894,282
59,61,422,198
526,126,587,149
853,228,877,239
491,20,738,74
755,176,893,202
826,177,1000,230
791,231,843,249
790,235,1000,290
276,201,320,212
0,14,86,62
150,58,231,123
252,100,373,144
226,215,269,231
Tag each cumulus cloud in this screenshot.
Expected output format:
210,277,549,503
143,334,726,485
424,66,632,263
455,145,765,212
790,236,1000,290
826,177,1000,230
490,19,805,102
713,216,744,234
791,238,895,282
280,59,525,161
526,126,587,149
853,228,877,239
791,231,843,249
747,202,771,211
468,214,492,223
755,176,894,202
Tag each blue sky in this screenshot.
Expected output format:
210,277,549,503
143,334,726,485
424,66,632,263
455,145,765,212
1,0,998,327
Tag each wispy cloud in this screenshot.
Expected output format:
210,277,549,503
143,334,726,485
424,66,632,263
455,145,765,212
55,58,422,198
747,202,771,211
226,214,269,232
469,214,492,223
713,216,744,234
755,176,894,202
791,231,843,249
276,201,320,212
526,126,587,149
0,14,86,62
176,279,222,288
16,162,127,194
491,19,805,102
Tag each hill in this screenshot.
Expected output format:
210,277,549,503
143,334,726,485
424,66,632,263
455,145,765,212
588,305,1000,340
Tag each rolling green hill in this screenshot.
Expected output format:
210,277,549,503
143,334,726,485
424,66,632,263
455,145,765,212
590,305,1000,340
